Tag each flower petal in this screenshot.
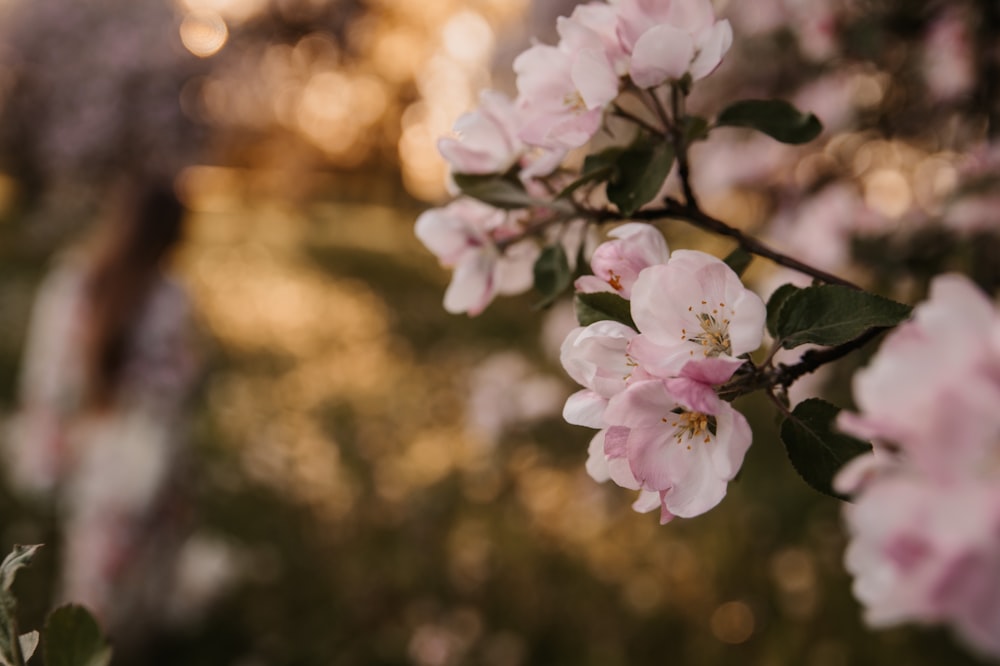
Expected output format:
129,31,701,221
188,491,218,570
630,24,695,88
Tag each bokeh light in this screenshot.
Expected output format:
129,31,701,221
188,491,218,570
180,10,229,58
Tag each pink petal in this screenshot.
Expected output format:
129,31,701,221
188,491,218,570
709,401,753,480
444,251,495,315
571,48,620,110
689,19,733,80
603,425,631,457
586,430,611,482
678,356,744,385
664,376,720,414
630,24,695,88
563,389,608,428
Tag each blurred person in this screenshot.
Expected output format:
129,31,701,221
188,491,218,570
4,175,202,657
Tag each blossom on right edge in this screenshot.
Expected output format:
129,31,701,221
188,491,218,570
834,273,1000,659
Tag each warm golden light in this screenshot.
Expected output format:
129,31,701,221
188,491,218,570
180,11,229,58
864,168,912,218
176,0,268,23
441,10,494,66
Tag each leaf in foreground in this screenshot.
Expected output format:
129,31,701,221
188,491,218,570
43,605,112,666
774,284,911,349
780,398,872,499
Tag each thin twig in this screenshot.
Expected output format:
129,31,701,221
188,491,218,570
597,201,862,290
666,85,699,208
773,325,888,388
610,104,667,138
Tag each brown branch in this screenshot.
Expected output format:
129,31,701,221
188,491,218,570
597,201,862,290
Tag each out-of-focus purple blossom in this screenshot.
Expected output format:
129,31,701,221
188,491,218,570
922,9,974,103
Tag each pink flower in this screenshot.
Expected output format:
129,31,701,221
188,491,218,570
838,274,1000,481
628,250,767,378
437,90,525,176
836,473,1000,658
513,5,622,149
615,0,733,87
835,273,1000,657
415,199,539,316
602,364,752,518
922,9,974,102
560,320,645,428
574,223,671,299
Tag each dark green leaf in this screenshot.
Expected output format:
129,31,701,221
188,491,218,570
716,99,823,145
765,283,802,338
574,292,636,329
452,173,536,210
775,285,911,348
681,115,710,143
43,605,112,666
722,247,753,277
606,140,675,217
558,147,625,199
533,244,572,308
780,398,872,499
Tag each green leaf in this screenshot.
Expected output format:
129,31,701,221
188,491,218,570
775,285,911,349
780,398,872,499
765,283,802,338
681,115,710,143
716,99,823,145
574,292,636,329
42,605,112,666
452,173,536,210
533,244,572,308
722,247,753,277
606,139,675,217
558,146,624,199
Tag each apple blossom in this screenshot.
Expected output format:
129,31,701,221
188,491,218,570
601,364,752,519
415,198,539,316
615,0,733,87
628,249,767,378
560,319,645,428
837,273,1000,481
513,5,622,149
834,273,1000,657
574,222,670,298
437,90,525,176
835,473,1000,659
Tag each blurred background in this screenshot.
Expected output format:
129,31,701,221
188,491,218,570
0,0,997,664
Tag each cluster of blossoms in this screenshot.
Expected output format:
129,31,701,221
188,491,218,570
561,224,765,522
416,0,733,315
415,0,1000,659
835,274,1000,657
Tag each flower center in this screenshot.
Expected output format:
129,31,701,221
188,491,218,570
622,352,639,382
662,410,716,450
563,90,587,113
681,301,733,357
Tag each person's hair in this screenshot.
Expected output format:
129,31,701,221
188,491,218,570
80,177,185,410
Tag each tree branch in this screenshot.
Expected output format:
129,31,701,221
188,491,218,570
599,201,862,290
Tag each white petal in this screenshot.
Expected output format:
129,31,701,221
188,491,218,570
630,25,695,88
689,20,733,80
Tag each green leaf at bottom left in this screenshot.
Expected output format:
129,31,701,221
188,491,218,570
43,605,112,666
